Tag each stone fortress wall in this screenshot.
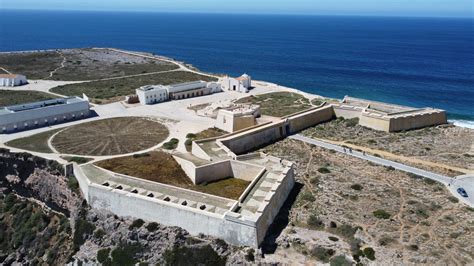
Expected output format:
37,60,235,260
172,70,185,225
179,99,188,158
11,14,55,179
333,96,447,132
72,95,447,248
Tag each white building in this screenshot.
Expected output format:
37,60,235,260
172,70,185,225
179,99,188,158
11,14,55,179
215,104,261,132
0,96,91,133
136,85,169,105
0,74,27,87
136,81,222,105
221,74,252,93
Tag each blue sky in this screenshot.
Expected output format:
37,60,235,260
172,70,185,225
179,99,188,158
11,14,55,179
2,0,472,17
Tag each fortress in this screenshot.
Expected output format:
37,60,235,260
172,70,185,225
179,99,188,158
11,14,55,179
71,96,447,247
333,96,447,132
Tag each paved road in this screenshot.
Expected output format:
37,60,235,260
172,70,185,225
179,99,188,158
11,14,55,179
290,134,474,207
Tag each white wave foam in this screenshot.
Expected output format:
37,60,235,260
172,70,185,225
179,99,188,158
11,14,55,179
449,120,474,129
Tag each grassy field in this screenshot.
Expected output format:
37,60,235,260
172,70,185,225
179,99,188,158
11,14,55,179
96,151,250,200
51,71,217,104
235,92,311,117
49,49,178,81
0,49,178,81
51,117,169,156
185,128,227,151
5,129,61,153
0,90,58,107
0,51,63,79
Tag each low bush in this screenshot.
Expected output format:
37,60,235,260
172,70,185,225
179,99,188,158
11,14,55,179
330,255,352,266
328,236,339,242
447,196,459,203
318,167,331,174
331,224,358,240
163,138,179,150
350,184,363,191
373,209,391,219
363,247,376,260
300,191,316,202
129,219,145,230
163,244,225,266
93,228,106,239
311,247,335,263
146,222,159,232
97,248,111,263
307,214,324,229
111,242,142,266
186,133,197,139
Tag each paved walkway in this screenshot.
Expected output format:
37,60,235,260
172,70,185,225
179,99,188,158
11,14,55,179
289,134,473,207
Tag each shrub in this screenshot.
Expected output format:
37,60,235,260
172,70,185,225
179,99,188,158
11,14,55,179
407,244,419,251
307,214,324,229
328,236,339,242
73,218,96,250
408,173,423,180
163,138,179,150
300,191,316,202
184,139,193,146
363,247,376,260
447,196,459,203
332,224,358,240
129,219,145,230
311,247,335,263
318,167,331,174
245,248,255,262
163,244,225,266
373,209,391,219
146,222,159,232
330,255,352,266
68,176,80,193
97,248,111,263
186,133,197,139
310,176,320,185
423,178,436,185
68,156,91,164
111,242,142,266
93,228,106,239
345,118,359,127
350,184,363,191
385,166,395,171
415,208,430,219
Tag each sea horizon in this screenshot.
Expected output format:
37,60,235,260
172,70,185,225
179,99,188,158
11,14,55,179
1,10,473,127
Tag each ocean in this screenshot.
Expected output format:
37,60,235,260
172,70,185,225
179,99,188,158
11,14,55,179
1,10,473,125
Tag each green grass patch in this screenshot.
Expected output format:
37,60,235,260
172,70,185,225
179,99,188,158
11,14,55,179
5,129,60,153
235,92,311,117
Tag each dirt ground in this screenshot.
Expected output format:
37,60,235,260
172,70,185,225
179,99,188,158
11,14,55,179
51,117,169,156
259,139,474,265
302,118,474,173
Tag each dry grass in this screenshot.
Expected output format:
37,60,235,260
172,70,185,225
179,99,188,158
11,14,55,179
50,71,217,104
51,117,169,156
235,92,311,117
5,129,61,153
0,49,178,81
303,119,474,171
262,139,474,265
185,128,227,151
0,51,63,79
0,90,57,107
96,151,249,200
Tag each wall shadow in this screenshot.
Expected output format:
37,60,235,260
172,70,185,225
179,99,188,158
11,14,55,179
260,181,304,254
